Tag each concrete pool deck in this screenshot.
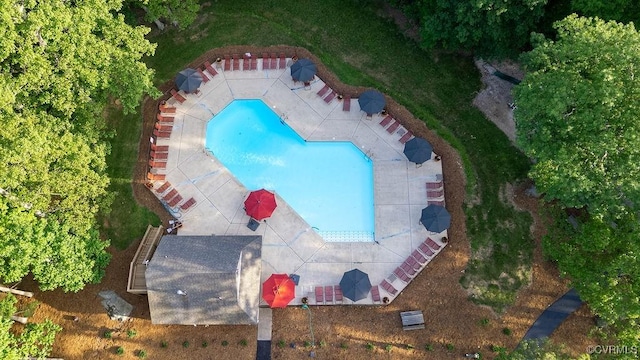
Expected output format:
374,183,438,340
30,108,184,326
151,56,447,306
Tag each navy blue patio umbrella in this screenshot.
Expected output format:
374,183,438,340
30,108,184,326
403,137,433,164
420,204,451,233
339,268,372,302
290,58,317,82
358,90,386,115
175,68,203,93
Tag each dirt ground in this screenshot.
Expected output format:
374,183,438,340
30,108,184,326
17,47,595,360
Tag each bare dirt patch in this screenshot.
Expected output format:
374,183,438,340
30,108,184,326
18,47,594,360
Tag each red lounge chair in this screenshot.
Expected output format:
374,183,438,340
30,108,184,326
156,114,174,123
204,61,218,76
428,199,446,206
427,189,444,198
162,189,178,202
418,242,435,257
405,256,421,271
315,286,324,304
426,237,441,250
170,89,186,103
342,95,351,111
150,143,169,153
394,267,411,283
232,54,240,71
155,181,171,194
401,261,417,276
154,123,172,131
153,129,171,139
426,180,443,189
180,197,196,211
159,103,177,114
147,172,165,181
379,115,393,127
380,280,398,295
243,54,251,71
196,68,210,83
317,84,330,97
399,131,413,144
167,194,183,207
386,120,401,133
279,53,286,69
262,53,270,70
324,286,333,303
371,285,381,303
148,160,167,169
334,285,343,303
411,249,427,264
250,57,257,70
150,151,168,160
223,55,231,71
270,53,277,69
324,91,336,103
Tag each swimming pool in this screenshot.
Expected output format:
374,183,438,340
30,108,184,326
205,100,374,242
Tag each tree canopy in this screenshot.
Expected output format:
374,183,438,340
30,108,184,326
0,294,60,360
0,0,158,292
416,0,548,57
515,15,640,348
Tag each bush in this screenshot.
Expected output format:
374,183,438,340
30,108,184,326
202,341,208,348
479,318,490,326
103,330,113,339
136,349,147,358
366,342,375,351
277,340,286,348
303,341,312,348
491,344,506,352
425,343,434,351
446,343,455,351
182,341,190,348
127,329,137,338
406,344,415,350
319,340,326,348
160,340,168,348
340,342,349,349
384,344,393,352
221,340,229,347
239,339,248,347
115,346,124,355
502,327,512,336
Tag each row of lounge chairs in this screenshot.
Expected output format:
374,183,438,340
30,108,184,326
313,285,382,305
379,114,415,144
147,101,177,181
426,178,445,206
150,181,197,212
393,237,442,283
219,53,287,72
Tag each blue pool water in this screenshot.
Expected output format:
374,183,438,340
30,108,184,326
205,100,374,242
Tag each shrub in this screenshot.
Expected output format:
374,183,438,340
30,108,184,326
340,342,349,349
502,327,512,336
127,329,137,338
160,340,168,348
384,344,393,352
103,330,113,339
277,340,286,348
446,343,455,351
366,342,375,351
479,318,490,326
303,341,312,348
221,340,229,347
115,346,124,355
491,344,506,352
136,349,147,358
406,344,415,350
319,340,326,348
425,343,434,351
202,341,208,348
182,341,190,348
239,339,248,347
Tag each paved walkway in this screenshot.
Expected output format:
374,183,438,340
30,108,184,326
521,288,583,341
256,308,272,360
150,54,448,306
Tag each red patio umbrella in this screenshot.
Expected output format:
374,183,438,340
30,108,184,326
244,189,277,220
262,274,295,308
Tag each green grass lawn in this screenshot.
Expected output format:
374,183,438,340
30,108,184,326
109,0,533,310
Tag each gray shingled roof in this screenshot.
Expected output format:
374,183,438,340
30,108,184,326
146,235,262,325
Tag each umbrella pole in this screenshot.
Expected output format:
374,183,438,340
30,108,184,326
301,304,316,351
